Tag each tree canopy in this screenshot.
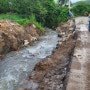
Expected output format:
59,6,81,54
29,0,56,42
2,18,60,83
72,1,90,16
0,0,69,28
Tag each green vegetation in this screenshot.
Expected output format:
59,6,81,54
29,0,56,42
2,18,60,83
85,0,90,4
0,0,69,29
0,0,90,31
72,2,90,16
0,14,44,32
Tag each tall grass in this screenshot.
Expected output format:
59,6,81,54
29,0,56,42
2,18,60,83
0,13,44,32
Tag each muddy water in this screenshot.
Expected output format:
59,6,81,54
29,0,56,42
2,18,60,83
0,29,59,90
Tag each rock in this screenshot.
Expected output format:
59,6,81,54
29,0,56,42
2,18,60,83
56,27,61,32
24,40,29,46
61,32,65,36
69,27,73,31
32,24,36,28
58,41,62,45
31,37,37,41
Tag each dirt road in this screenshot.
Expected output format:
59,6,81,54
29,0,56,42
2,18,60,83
66,17,90,90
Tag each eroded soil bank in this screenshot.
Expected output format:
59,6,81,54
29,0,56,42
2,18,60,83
0,20,42,57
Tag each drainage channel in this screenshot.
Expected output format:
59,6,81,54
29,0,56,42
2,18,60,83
0,29,60,90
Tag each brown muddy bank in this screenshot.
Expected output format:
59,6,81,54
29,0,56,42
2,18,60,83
0,20,42,59
24,20,77,90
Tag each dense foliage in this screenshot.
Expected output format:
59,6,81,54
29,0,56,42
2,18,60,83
85,0,90,4
0,0,69,28
0,14,44,32
72,2,90,16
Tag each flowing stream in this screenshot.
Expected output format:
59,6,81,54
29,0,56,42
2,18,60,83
0,29,59,90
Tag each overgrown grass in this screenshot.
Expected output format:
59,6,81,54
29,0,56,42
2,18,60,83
0,13,44,33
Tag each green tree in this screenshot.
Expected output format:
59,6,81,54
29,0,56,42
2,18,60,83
72,2,90,16
85,0,90,4
0,0,69,28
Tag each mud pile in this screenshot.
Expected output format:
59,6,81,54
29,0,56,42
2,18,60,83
0,20,41,56
24,19,76,90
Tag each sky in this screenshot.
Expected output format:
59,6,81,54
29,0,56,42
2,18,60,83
71,0,84,3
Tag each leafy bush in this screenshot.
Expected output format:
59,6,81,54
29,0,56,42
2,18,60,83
72,2,90,16
0,0,69,28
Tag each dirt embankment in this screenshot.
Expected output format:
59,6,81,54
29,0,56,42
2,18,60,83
0,20,41,58
24,19,77,90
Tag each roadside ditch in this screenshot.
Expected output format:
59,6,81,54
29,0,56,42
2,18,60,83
24,19,77,90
